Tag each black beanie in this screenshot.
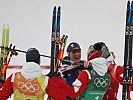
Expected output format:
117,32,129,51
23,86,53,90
66,42,81,53
26,48,40,64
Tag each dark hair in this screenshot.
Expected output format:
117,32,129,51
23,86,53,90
26,48,40,64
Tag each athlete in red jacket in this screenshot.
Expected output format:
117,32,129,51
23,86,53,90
87,42,124,100
0,48,49,100
46,42,125,100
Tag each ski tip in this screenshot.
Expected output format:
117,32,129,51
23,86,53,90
57,6,61,15
131,1,133,10
53,6,56,15
7,24,9,28
58,6,61,10
131,1,133,5
3,24,9,29
127,1,130,10
3,24,5,27
127,0,130,4
53,6,56,10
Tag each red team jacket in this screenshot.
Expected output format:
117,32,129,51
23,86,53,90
46,64,126,100
103,64,123,100
0,64,132,100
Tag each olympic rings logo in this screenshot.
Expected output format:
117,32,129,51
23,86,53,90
94,78,109,88
17,82,39,92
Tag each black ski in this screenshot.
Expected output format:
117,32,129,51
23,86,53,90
47,6,61,100
122,1,133,100
47,6,61,77
55,7,61,73
50,6,56,74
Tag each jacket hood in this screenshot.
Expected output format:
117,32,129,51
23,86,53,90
21,62,42,80
89,57,109,76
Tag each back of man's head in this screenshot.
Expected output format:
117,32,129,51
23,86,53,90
87,42,110,61
26,48,40,64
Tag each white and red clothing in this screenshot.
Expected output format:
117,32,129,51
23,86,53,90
46,57,110,100
103,64,123,100
0,62,48,100
0,60,131,100
46,57,126,100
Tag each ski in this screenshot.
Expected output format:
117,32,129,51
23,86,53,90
46,6,61,100
47,6,61,77
0,25,17,82
55,6,61,73
122,1,133,100
0,24,10,82
47,5,69,77
50,6,56,75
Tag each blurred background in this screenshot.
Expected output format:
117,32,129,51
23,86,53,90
0,0,128,66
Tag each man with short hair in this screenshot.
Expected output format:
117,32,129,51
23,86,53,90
46,42,112,100
61,42,83,86
46,42,133,100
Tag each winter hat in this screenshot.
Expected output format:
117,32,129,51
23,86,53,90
26,48,40,64
66,42,81,53
87,42,110,60
87,50,102,61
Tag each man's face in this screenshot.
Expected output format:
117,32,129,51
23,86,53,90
69,49,81,63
